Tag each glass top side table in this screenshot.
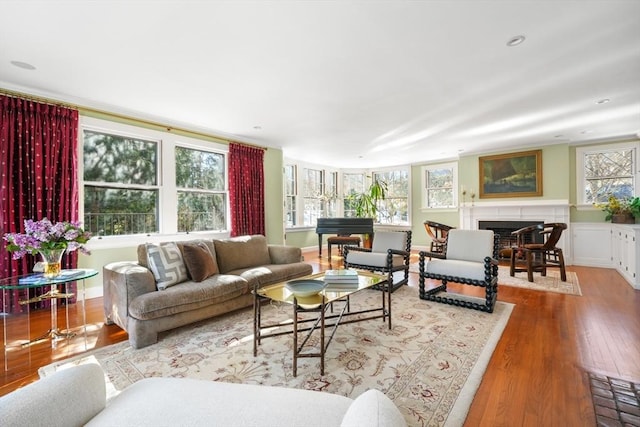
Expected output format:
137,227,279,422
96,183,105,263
0,269,98,370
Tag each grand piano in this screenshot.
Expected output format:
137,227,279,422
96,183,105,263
315,217,374,256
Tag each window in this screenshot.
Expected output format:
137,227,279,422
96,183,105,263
343,172,366,217
81,117,228,237
576,142,638,206
284,161,339,227
373,168,410,225
302,167,324,226
175,147,226,232
284,164,298,227
83,130,160,236
421,162,458,209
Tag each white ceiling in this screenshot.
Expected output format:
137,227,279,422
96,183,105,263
1,0,639,168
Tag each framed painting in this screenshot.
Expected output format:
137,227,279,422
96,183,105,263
479,149,542,198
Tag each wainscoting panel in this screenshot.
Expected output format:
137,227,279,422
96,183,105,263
571,223,613,268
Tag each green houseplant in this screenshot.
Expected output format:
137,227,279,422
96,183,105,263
597,195,639,223
351,178,387,219
348,178,387,247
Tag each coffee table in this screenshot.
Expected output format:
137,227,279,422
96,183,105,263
253,271,390,376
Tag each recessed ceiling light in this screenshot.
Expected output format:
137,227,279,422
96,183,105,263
10,60,36,70
506,35,526,47
596,98,610,104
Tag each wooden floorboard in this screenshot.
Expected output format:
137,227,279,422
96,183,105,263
1,251,638,427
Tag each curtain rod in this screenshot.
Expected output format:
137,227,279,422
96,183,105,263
0,88,268,151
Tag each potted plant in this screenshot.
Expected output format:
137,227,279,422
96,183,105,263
348,178,387,247
597,195,636,224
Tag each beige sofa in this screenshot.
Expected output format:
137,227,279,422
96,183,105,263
0,364,407,427
103,235,313,348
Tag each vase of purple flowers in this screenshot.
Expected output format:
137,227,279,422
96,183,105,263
4,218,92,277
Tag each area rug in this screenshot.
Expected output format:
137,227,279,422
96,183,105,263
409,263,581,296
40,286,513,427
497,266,581,295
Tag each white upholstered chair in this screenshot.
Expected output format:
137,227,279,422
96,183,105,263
343,230,411,292
418,229,499,312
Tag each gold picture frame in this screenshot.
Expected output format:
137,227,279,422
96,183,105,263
479,150,542,198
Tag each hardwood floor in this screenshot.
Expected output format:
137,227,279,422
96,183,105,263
1,250,639,427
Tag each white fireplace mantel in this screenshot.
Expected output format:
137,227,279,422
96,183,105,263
460,199,571,263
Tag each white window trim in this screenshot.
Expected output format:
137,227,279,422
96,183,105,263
575,140,640,210
283,162,411,229
372,166,412,226
421,161,458,210
284,158,340,229
80,116,229,249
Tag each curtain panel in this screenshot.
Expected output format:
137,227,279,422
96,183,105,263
0,95,79,312
228,143,265,237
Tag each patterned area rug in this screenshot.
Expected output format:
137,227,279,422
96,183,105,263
40,286,513,427
497,266,581,295
409,263,581,296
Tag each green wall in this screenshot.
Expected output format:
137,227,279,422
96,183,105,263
409,144,572,248
61,110,639,294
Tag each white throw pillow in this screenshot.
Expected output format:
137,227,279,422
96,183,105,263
146,242,188,290
341,389,407,427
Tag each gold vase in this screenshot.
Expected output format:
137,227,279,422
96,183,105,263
40,248,65,278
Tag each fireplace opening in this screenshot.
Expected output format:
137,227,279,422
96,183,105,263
478,220,544,259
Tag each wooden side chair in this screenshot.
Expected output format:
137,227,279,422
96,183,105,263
423,221,454,254
509,222,567,282
418,229,499,313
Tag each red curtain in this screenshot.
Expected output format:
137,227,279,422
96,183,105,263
0,95,79,312
228,143,265,237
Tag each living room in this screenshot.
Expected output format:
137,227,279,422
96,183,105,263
1,1,639,426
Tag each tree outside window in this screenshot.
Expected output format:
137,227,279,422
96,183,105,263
373,169,409,224
583,148,634,204
83,130,159,236
422,162,457,209
175,147,226,232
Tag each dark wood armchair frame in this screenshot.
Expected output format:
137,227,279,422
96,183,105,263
343,230,412,293
423,220,455,254
509,222,567,282
418,233,500,313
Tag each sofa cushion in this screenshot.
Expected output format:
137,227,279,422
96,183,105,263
181,241,219,282
146,243,189,290
214,235,271,273
87,377,353,427
129,274,248,320
341,389,407,427
231,263,314,289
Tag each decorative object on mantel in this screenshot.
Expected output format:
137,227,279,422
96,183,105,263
596,195,640,224
479,149,542,198
3,218,91,277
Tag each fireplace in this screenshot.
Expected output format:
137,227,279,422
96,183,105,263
459,199,571,264
479,220,544,258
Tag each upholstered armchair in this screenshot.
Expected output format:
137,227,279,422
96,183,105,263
343,230,412,292
418,229,499,313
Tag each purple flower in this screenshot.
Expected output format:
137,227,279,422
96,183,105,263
3,218,92,260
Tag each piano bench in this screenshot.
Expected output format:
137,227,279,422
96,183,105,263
327,236,361,259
